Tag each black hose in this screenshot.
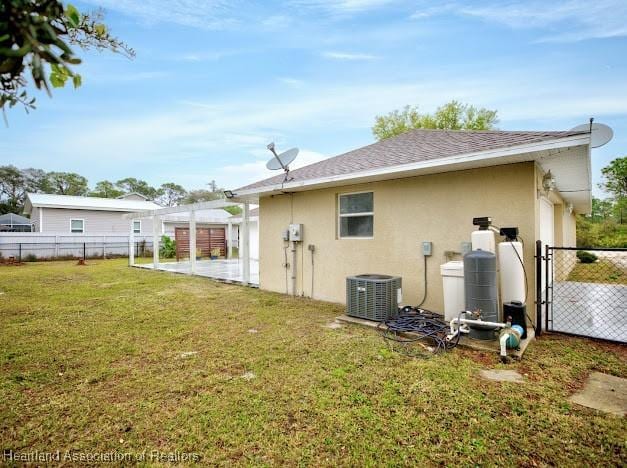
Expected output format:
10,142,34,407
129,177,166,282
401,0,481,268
377,307,460,357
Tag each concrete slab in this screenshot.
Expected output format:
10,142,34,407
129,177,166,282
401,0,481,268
569,372,627,416
336,314,534,359
135,259,259,287
480,369,524,383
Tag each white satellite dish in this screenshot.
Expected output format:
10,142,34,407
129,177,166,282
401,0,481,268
570,122,613,148
266,142,299,182
266,147,299,170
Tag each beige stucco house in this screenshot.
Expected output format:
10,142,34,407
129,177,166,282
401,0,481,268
234,129,592,322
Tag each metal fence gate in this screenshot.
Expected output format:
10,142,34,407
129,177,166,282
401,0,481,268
542,245,627,343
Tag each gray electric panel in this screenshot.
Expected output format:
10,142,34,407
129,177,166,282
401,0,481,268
346,274,402,322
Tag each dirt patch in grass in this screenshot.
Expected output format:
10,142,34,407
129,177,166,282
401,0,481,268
1,260,626,466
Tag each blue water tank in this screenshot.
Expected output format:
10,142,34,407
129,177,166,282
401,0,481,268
464,249,498,340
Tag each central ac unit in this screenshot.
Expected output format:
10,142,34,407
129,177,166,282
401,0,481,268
346,274,402,321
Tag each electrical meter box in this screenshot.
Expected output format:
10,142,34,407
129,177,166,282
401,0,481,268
282,229,290,241
289,224,303,242
422,241,433,256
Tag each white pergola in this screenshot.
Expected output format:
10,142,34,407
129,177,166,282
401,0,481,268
124,199,254,284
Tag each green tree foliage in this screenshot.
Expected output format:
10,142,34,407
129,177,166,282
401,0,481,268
115,178,161,200
158,183,187,207
90,180,123,198
372,100,498,140
0,1,134,117
599,156,627,223
159,235,176,258
0,165,48,212
46,171,88,195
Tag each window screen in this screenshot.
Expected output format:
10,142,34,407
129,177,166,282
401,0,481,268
70,219,84,233
338,192,373,238
133,220,141,234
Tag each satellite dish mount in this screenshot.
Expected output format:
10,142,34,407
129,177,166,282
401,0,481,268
266,142,299,183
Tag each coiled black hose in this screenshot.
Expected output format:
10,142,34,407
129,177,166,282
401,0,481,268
377,306,460,356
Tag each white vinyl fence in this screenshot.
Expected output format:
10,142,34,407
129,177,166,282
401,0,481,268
0,232,154,261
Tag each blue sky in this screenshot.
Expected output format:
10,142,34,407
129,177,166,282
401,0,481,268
1,0,626,196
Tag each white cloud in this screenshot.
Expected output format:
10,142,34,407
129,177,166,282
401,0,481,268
411,0,627,42
278,77,306,88
80,0,239,29
291,0,396,14
322,51,378,60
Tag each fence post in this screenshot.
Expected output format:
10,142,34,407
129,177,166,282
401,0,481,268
83,242,86,262
55,235,59,258
535,240,542,336
18,243,22,263
103,236,106,259
544,244,551,333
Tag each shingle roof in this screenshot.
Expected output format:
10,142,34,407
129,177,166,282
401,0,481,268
236,129,587,192
25,193,161,213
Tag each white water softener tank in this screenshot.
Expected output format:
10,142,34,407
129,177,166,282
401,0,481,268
440,261,465,322
471,229,496,254
498,241,525,304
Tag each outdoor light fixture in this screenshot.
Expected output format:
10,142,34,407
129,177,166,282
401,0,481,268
567,203,574,214
224,190,235,199
542,170,556,192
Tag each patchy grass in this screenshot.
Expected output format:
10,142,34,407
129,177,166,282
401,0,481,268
567,259,627,285
1,260,625,466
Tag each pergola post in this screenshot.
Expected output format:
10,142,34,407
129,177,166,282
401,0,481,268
152,215,160,269
226,220,233,259
128,220,135,266
189,209,197,274
242,203,250,284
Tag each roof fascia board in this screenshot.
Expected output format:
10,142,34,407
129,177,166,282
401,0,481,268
123,199,242,219
29,204,157,213
237,134,591,198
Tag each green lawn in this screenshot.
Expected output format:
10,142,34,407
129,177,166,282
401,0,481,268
1,260,625,466
567,259,627,285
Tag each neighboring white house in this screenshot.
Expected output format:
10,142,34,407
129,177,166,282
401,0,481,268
24,193,162,235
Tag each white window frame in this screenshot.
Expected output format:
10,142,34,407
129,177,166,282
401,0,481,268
70,218,85,233
133,220,141,234
338,191,374,239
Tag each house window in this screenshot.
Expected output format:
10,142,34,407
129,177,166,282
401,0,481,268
133,220,141,234
338,191,373,238
70,219,84,233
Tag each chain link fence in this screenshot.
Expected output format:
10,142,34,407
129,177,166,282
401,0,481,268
547,247,627,343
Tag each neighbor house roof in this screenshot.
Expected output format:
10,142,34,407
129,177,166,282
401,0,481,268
229,207,259,220
0,213,32,226
235,129,590,196
24,193,161,214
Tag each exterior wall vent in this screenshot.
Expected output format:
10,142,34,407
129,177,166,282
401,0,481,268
346,274,402,321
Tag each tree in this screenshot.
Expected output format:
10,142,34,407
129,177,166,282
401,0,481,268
46,171,88,195
590,197,614,221
600,157,627,223
90,180,123,198
372,100,498,140
158,183,187,207
0,1,134,117
182,189,223,205
0,165,49,214
115,178,161,200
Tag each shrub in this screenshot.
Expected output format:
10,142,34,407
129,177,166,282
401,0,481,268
160,236,176,258
24,254,38,262
576,250,597,264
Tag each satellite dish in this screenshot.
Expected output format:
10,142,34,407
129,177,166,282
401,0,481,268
266,148,299,170
570,122,613,148
265,143,299,182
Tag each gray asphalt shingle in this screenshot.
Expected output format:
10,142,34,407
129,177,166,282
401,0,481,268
236,128,586,192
